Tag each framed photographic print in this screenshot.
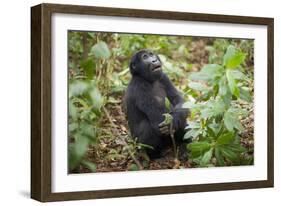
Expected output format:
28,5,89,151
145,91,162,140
31,3,274,202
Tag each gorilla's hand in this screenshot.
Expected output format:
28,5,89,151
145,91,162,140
170,108,189,131
158,113,173,136
158,121,170,136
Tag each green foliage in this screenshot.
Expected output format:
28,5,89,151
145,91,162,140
90,41,111,59
184,44,253,167
68,30,254,171
68,80,103,170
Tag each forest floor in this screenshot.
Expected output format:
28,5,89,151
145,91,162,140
72,39,254,173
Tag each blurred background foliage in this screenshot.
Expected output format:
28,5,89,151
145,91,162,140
68,31,254,173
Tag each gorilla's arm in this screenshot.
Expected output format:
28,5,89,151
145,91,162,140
134,84,166,136
160,73,184,106
160,74,189,131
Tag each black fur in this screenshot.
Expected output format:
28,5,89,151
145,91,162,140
124,49,189,158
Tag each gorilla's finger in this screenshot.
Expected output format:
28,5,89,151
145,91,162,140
159,122,168,127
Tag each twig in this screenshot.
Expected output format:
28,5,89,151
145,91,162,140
169,122,178,160
102,106,143,170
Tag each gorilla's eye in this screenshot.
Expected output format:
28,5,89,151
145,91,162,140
142,54,148,59
149,52,153,56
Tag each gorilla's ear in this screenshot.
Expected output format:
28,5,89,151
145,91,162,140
129,61,137,74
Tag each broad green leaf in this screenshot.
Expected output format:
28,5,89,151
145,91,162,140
220,146,239,162
69,122,78,132
218,76,228,96
215,147,225,166
129,164,139,171
162,113,173,124
226,69,240,98
224,109,244,132
223,45,245,69
185,122,200,129
82,160,97,172
165,97,171,110
188,82,209,92
201,99,225,118
73,133,89,159
208,122,223,137
201,64,223,78
69,101,78,119
80,58,95,79
189,64,223,81
182,101,201,110
80,122,96,140
200,148,213,166
229,107,249,117
239,87,252,102
89,87,103,111
217,132,235,145
90,41,111,59
183,129,200,140
230,70,246,80
224,144,247,153
69,81,89,97
69,133,89,170
187,142,211,153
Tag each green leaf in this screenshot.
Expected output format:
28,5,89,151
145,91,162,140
226,69,240,98
189,64,223,81
224,109,244,132
68,133,90,170
90,41,111,59
73,133,89,159
69,101,78,119
200,148,213,166
230,70,246,80
69,122,78,132
218,76,228,96
165,97,171,110
187,142,211,155
161,113,173,124
182,101,201,110
217,132,235,145
129,164,139,171
80,58,95,79
223,45,245,69
208,122,222,137
80,122,96,140
69,81,89,98
82,160,97,172
89,86,103,111
201,99,225,118
224,144,247,153
239,87,252,102
186,121,201,129
215,147,225,166
220,146,239,162
188,82,209,92
184,129,200,140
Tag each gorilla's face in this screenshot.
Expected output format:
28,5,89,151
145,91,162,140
130,49,163,82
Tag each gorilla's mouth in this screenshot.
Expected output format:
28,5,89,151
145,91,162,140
152,65,162,72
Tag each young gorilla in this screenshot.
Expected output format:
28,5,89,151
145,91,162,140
124,49,190,158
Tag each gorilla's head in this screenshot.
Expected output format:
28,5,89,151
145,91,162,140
129,49,163,82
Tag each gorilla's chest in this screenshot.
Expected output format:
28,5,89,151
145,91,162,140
151,81,166,105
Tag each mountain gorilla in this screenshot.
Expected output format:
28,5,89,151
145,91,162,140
124,49,189,158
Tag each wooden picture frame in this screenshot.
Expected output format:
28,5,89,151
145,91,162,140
31,3,274,202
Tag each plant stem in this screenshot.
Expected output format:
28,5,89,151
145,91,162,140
170,123,178,160
102,106,143,170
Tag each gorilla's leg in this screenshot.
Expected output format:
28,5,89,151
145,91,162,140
174,125,191,161
135,120,165,159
